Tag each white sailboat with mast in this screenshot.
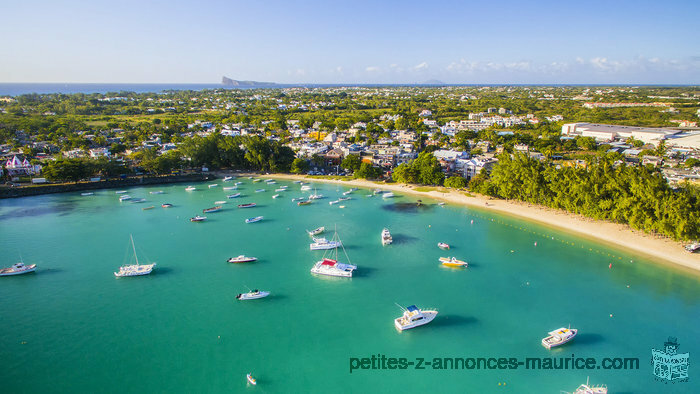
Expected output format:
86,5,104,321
114,235,156,277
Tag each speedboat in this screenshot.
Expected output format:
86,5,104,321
342,188,357,196
236,290,270,300
297,200,312,206
235,181,243,185
208,184,218,188
130,198,146,203
245,216,263,223
382,192,395,198
238,203,256,208
274,188,286,192
252,178,262,183
381,228,393,245
265,180,276,184
310,237,342,250
115,190,128,194
227,193,241,199
223,186,237,190
227,255,257,263
307,227,325,236
291,197,305,202
214,201,227,205
542,327,578,349
300,185,312,191
310,258,356,277
119,195,132,201
185,186,196,191
272,194,280,199
223,176,233,182
439,257,468,267
190,215,207,222
394,305,438,331
0,262,37,276
255,189,265,193
246,373,257,385
329,200,340,205
161,203,173,208
203,206,223,213
438,242,450,250
81,192,94,196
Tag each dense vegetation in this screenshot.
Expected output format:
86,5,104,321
469,153,700,240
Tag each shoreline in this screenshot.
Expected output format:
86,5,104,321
259,173,700,275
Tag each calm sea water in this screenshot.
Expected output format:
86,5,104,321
1,179,698,393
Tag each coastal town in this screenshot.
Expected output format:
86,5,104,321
2,85,699,242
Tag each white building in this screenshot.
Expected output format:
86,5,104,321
561,123,681,146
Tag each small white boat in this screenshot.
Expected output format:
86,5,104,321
307,227,325,236
235,181,243,185
190,215,207,222
437,242,450,250
571,378,608,394
81,192,94,196
310,237,342,250
237,290,270,300
272,194,280,199
329,200,340,205
255,189,265,193
223,186,237,190
252,178,262,183
381,228,393,245
115,190,128,194
342,188,357,196
293,180,302,184
227,255,257,263
309,193,324,200
0,262,37,276
542,327,578,349
300,185,312,191
246,373,257,385
245,216,263,223
149,190,164,194
394,305,438,331
439,256,468,267
208,184,218,188
292,197,305,202
185,186,196,191
223,176,234,182
203,206,223,213
161,203,173,208
119,194,132,201
274,188,286,192
214,201,227,205
227,193,241,199
382,192,395,199
265,180,276,184
130,198,146,203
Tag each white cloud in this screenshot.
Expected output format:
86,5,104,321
413,61,429,71
365,66,380,72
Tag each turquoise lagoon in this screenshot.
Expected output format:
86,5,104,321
1,178,698,393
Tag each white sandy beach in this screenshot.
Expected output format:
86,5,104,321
258,173,700,275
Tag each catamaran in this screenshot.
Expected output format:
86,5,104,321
114,235,156,277
310,229,356,278
394,305,438,331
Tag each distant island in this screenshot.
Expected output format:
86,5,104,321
221,76,278,87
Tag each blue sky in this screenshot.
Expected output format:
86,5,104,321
2,0,699,84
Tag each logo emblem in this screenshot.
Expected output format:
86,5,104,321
651,337,689,383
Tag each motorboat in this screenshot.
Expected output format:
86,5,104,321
227,193,241,199
255,189,265,193
236,290,270,300
203,206,223,213
190,215,207,222
245,216,263,223
238,203,256,208
542,327,578,349
208,184,218,188
252,178,262,182
223,176,233,182
272,194,280,199
246,373,257,385
115,190,128,194
185,186,196,191
161,203,173,208
381,228,393,245
382,192,395,198
439,257,468,268
142,206,155,210
130,198,146,203
438,242,450,250
300,185,312,191
329,200,340,205
308,193,324,200
119,195,132,202
394,305,438,331
114,235,156,277
149,190,164,194
227,255,257,263
307,227,325,236
0,262,37,276
214,201,227,205
275,188,286,192
310,237,342,250
81,192,94,196
297,200,312,206
223,186,237,190
292,197,305,202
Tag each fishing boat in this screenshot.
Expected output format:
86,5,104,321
119,195,132,201
161,203,173,208
114,235,156,277
0,261,37,276
542,327,578,349
149,190,164,194
142,205,155,210
437,242,450,250
190,215,207,222
307,227,325,236
223,176,233,182
81,192,94,196
382,192,395,198
185,186,196,191
115,190,128,194
310,229,356,277
381,228,393,245
309,237,342,250
245,216,263,223
272,194,280,199
571,378,608,394
439,256,468,267
246,373,257,385
238,203,256,208
203,206,223,213
236,289,270,300
227,255,257,263
297,200,312,206
223,186,237,190
227,193,241,199
394,305,438,331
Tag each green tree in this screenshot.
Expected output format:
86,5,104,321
291,158,310,174
340,154,362,173
444,175,467,189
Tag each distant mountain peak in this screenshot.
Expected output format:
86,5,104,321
221,76,277,87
